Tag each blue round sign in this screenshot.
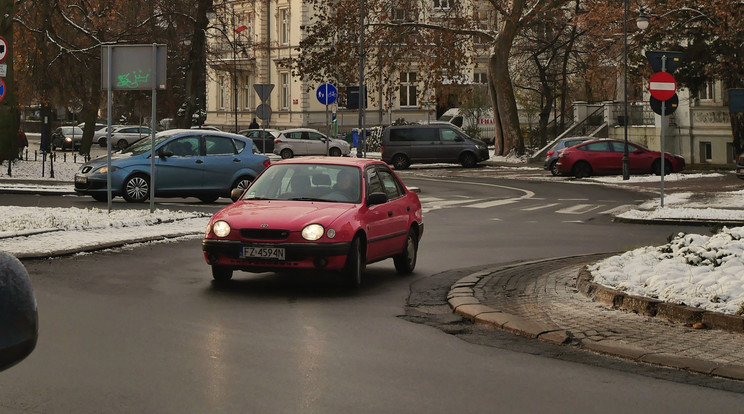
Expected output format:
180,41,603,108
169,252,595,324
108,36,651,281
0,78,5,104
316,83,337,105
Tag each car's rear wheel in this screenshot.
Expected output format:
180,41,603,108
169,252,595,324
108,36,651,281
98,138,107,147
652,159,672,175
232,176,254,193
391,154,410,170
549,160,561,176
212,266,233,282
460,152,477,168
123,174,150,203
393,228,418,274
280,149,294,159
116,139,129,150
329,147,342,157
572,161,592,178
344,236,365,288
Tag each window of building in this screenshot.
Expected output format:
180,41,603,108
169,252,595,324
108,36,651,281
400,72,417,107
699,81,716,101
280,9,289,45
474,72,488,84
244,74,251,109
218,76,226,109
700,141,712,162
393,8,407,21
281,72,290,110
433,0,452,9
727,142,736,163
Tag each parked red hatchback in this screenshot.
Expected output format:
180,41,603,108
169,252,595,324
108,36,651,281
556,139,685,178
202,157,424,287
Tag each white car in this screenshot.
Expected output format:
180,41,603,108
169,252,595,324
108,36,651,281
273,128,351,159
97,125,153,149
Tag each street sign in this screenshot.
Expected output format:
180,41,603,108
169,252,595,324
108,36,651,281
253,84,274,102
0,36,7,63
648,72,676,101
650,94,678,116
256,103,272,120
316,83,337,105
101,45,167,90
645,51,683,75
0,78,5,103
0,64,6,77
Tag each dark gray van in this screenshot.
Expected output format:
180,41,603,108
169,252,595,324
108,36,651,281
381,124,490,169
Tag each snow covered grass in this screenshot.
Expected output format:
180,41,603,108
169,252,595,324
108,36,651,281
589,227,744,315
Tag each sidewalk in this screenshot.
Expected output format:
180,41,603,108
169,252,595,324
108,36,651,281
449,255,744,381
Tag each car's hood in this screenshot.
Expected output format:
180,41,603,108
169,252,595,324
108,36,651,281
86,152,137,168
214,200,355,229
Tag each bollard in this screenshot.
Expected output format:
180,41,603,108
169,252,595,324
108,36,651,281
63,153,67,163
0,252,38,372
73,153,77,163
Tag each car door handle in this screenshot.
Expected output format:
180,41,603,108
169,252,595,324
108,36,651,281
407,206,410,211
388,211,393,217
195,160,203,164
233,158,241,162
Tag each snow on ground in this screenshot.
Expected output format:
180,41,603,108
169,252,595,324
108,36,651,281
2,157,744,315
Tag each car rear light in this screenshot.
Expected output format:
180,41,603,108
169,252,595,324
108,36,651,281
547,150,555,157
381,145,385,154
274,139,282,143
263,159,271,168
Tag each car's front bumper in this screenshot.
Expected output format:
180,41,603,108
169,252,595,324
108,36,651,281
202,239,352,271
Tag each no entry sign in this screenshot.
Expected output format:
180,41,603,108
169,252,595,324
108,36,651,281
648,72,676,101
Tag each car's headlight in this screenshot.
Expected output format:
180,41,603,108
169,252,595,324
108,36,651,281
94,165,120,174
302,224,324,241
212,220,231,238
65,137,72,142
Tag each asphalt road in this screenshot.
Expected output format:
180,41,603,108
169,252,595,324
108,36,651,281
1,171,742,412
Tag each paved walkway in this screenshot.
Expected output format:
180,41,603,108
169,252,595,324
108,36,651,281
448,255,744,380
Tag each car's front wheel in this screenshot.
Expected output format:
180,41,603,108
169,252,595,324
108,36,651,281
329,147,342,157
123,174,150,203
280,149,293,159
393,228,418,274
460,152,477,168
344,236,365,288
212,266,233,282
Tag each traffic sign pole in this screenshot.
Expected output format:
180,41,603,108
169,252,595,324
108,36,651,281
660,56,667,207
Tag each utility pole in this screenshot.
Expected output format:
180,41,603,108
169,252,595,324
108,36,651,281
0,0,19,164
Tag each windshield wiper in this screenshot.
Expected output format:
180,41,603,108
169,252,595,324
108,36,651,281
288,197,326,202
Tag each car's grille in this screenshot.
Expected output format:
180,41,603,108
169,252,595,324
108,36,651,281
239,228,290,240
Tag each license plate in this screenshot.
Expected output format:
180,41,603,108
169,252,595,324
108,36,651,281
75,175,87,184
241,246,285,260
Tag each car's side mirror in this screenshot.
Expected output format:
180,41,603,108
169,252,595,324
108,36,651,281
0,252,38,373
230,188,245,202
455,136,464,142
367,192,388,206
633,148,643,154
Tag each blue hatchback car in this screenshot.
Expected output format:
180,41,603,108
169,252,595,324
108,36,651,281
74,129,270,203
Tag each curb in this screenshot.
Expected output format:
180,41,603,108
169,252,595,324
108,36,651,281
448,259,744,381
576,267,744,333
613,215,744,227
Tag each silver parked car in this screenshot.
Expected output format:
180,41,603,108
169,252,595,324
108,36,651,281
97,125,153,149
273,128,351,159
544,136,593,176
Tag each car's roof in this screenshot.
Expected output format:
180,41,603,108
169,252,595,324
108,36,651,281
157,129,247,139
239,128,280,133
560,136,593,141
271,157,385,168
279,128,324,133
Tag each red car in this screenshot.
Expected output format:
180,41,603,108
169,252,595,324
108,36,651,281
556,139,685,178
202,157,424,287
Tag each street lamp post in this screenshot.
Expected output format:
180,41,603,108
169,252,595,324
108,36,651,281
622,4,651,180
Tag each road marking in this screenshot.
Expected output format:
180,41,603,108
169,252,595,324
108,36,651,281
599,205,634,215
467,199,519,208
521,203,560,211
556,204,603,214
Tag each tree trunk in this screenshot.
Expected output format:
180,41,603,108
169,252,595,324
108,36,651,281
176,0,211,129
730,112,744,157
489,39,524,156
